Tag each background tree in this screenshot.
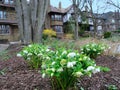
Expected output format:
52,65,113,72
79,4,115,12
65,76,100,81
87,0,107,37
14,0,49,44
106,0,120,9
71,0,87,40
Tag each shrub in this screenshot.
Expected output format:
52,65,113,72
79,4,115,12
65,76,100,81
104,32,111,38
80,43,107,59
65,34,74,39
43,29,56,39
63,21,73,34
17,44,49,69
41,48,109,90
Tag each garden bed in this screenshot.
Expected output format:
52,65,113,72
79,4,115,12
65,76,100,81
0,44,120,90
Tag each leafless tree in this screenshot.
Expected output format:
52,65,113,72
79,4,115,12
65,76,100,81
14,0,49,44
88,0,107,37
106,0,120,9
71,0,87,40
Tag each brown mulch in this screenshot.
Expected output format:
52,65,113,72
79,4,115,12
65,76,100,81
0,44,120,90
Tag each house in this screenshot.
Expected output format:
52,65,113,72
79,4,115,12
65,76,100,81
102,11,120,32
1,0,119,43
0,0,19,43
46,2,72,38
0,0,72,42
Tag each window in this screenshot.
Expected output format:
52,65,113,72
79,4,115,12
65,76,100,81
4,0,9,4
51,15,54,20
4,0,13,4
54,26,62,32
97,26,102,30
51,14,62,21
10,0,13,4
111,19,115,23
0,25,10,34
98,20,101,23
0,11,7,19
88,18,93,24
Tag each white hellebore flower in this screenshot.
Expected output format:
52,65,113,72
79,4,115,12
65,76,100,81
87,48,90,51
101,47,105,50
17,53,22,57
72,61,76,65
86,44,89,47
51,68,55,72
93,67,100,74
28,45,32,47
51,73,54,77
23,50,28,54
67,62,74,68
108,47,111,49
52,61,56,65
93,49,96,51
46,57,50,60
81,48,83,51
57,68,63,72
97,52,101,55
38,53,42,57
27,53,32,56
41,64,46,69
27,57,31,60
62,51,67,55
87,66,95,71
67,52,76,58
46,49,50,52
75,71,83,77
83,56,88,60
42,73,46,78
67,61,76,68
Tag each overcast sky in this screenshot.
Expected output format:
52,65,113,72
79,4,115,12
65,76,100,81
50,0,118,13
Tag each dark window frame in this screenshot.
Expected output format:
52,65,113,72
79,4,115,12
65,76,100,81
0,25,11,35
51,14,63,21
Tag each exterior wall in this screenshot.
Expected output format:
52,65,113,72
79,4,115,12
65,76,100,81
51,21,63,26
10,26,19,41
0,25,19,42
7,8,16,21
0,1,18,42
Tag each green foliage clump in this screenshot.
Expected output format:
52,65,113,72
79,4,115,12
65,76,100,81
104,32,111,38
80,43,107,59
0,68,6,75
17,43,110,90
17,44,49,69
41,47,109,90
0,51,10,61
107,85,118,90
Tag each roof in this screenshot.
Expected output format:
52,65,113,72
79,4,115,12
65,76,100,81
49,5,72,14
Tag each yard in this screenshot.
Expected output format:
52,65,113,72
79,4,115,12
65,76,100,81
0,37,120,90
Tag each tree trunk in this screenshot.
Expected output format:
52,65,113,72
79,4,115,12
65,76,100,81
14,0,24,43
31,0,49,43
73,0,79,40
21,0,32,44
14,0,49,44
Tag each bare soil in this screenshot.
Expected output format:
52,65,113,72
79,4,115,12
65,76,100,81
0,44,120,90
